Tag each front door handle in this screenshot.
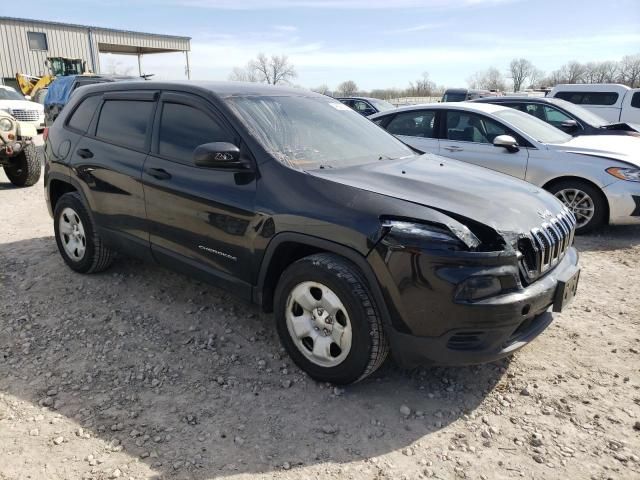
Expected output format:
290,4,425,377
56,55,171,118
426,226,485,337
443,145,463,152
145,167,172,180
76,148,93,159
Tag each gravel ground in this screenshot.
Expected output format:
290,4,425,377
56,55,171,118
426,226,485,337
1,160,639,480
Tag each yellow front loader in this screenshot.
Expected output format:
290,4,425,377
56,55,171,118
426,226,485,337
15,57,88,101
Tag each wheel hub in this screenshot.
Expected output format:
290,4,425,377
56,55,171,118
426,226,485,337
285,281,352,368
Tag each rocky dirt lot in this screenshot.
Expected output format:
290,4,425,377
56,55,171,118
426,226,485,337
1,165,639,480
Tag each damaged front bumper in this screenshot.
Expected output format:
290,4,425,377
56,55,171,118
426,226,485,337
368,237,579,368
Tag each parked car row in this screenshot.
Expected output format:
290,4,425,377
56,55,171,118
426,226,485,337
367,90,640,233
43,81,582,384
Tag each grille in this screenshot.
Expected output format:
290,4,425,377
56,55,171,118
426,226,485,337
10,109,41,122
517,210,576,283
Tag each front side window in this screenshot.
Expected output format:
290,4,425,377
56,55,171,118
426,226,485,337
158,103,234,160
67,95,101,132
631,92,640,109
543,105,573,127
352,100,375,114
386,110,436,138
27,32,48,51
445,111,509,144
226,95,415,170
95,100,154,150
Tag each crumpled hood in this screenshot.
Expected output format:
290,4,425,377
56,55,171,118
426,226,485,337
308,154,565,235
549,135,640,167
0,100,44,112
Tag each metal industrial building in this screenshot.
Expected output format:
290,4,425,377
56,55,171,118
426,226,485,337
0,17,191,86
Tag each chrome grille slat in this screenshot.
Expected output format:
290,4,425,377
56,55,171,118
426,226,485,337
10,109,40,122
517,210,576,283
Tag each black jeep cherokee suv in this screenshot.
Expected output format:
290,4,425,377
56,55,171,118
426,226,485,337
44,81,580,384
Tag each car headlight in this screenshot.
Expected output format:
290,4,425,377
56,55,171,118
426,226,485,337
456,275,503,301
0,118,14,132
606,167,640,182
381,219,480,250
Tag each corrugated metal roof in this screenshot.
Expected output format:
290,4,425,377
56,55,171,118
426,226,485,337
0,16,191,41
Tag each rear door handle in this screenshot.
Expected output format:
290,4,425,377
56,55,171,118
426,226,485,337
443,145,463,152
76,148,93,159
145,167,172,180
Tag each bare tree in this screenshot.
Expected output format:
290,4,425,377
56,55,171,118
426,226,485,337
407,72,436,96
509,58,535,92
620,54,640,87
527,68,545,88
229,53,297,85
312,84,330,95
228,65,258,82
562,61,587,83
467,67,506,91
337,80,358,96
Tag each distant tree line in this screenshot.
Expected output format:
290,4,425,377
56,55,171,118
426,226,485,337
229,52,640,100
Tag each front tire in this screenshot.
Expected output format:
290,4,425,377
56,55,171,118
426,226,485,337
53,192,114,273
3,144,41,187
546,180,607,234
274,253,389,384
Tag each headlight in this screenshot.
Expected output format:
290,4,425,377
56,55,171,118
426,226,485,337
606,167,640,182
381,219,480,250
456,275,503,301
0,118,14,132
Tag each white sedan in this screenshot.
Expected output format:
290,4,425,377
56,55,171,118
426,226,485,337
370,102,640,233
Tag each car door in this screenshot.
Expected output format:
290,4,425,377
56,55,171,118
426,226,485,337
440,110,529,179
142,91,258,298
620,91,640,123
383,109,439,154
69,90,157,254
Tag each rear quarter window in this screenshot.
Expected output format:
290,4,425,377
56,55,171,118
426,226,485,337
67,95,101,132
555,91,619,106
95,100,154,150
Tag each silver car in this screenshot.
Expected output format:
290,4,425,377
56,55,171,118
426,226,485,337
370,103,640,233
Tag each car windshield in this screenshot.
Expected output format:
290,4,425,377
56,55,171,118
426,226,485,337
0,88,25,101
369,98,396,112
226,95,415,170
547,98,609,127
443,92,467,102
493,108,572,144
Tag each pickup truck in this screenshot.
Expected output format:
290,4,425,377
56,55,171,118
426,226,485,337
548,83,640,124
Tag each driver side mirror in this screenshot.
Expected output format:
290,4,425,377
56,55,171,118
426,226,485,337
560,119,578,131
493,135,519,153
193,142,248,169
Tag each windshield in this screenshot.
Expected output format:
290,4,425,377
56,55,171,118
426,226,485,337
547,98,608,127
442,92,467,102
226,95,415,170
493,108,572,144
369,98,395,112
0,88,25,101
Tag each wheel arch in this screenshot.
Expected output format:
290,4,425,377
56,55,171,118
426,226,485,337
542,175,610,223
255,233,390,325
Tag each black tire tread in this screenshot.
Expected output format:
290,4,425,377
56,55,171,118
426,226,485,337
55,192,114,273
282,253,389,383
3,144,42,187
546,179,607,234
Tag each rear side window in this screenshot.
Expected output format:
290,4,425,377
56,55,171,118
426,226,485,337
555,91,619,106
631,92,640,109
67,95,101,132
386,110,436,138
96,100,154,150
158,103,233,160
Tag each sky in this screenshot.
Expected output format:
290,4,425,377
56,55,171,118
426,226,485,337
3,0,640,90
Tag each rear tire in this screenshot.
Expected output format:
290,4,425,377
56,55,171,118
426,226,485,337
274,253,389,384
3,144,41,187
54,192,114,273
546,179,607,234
